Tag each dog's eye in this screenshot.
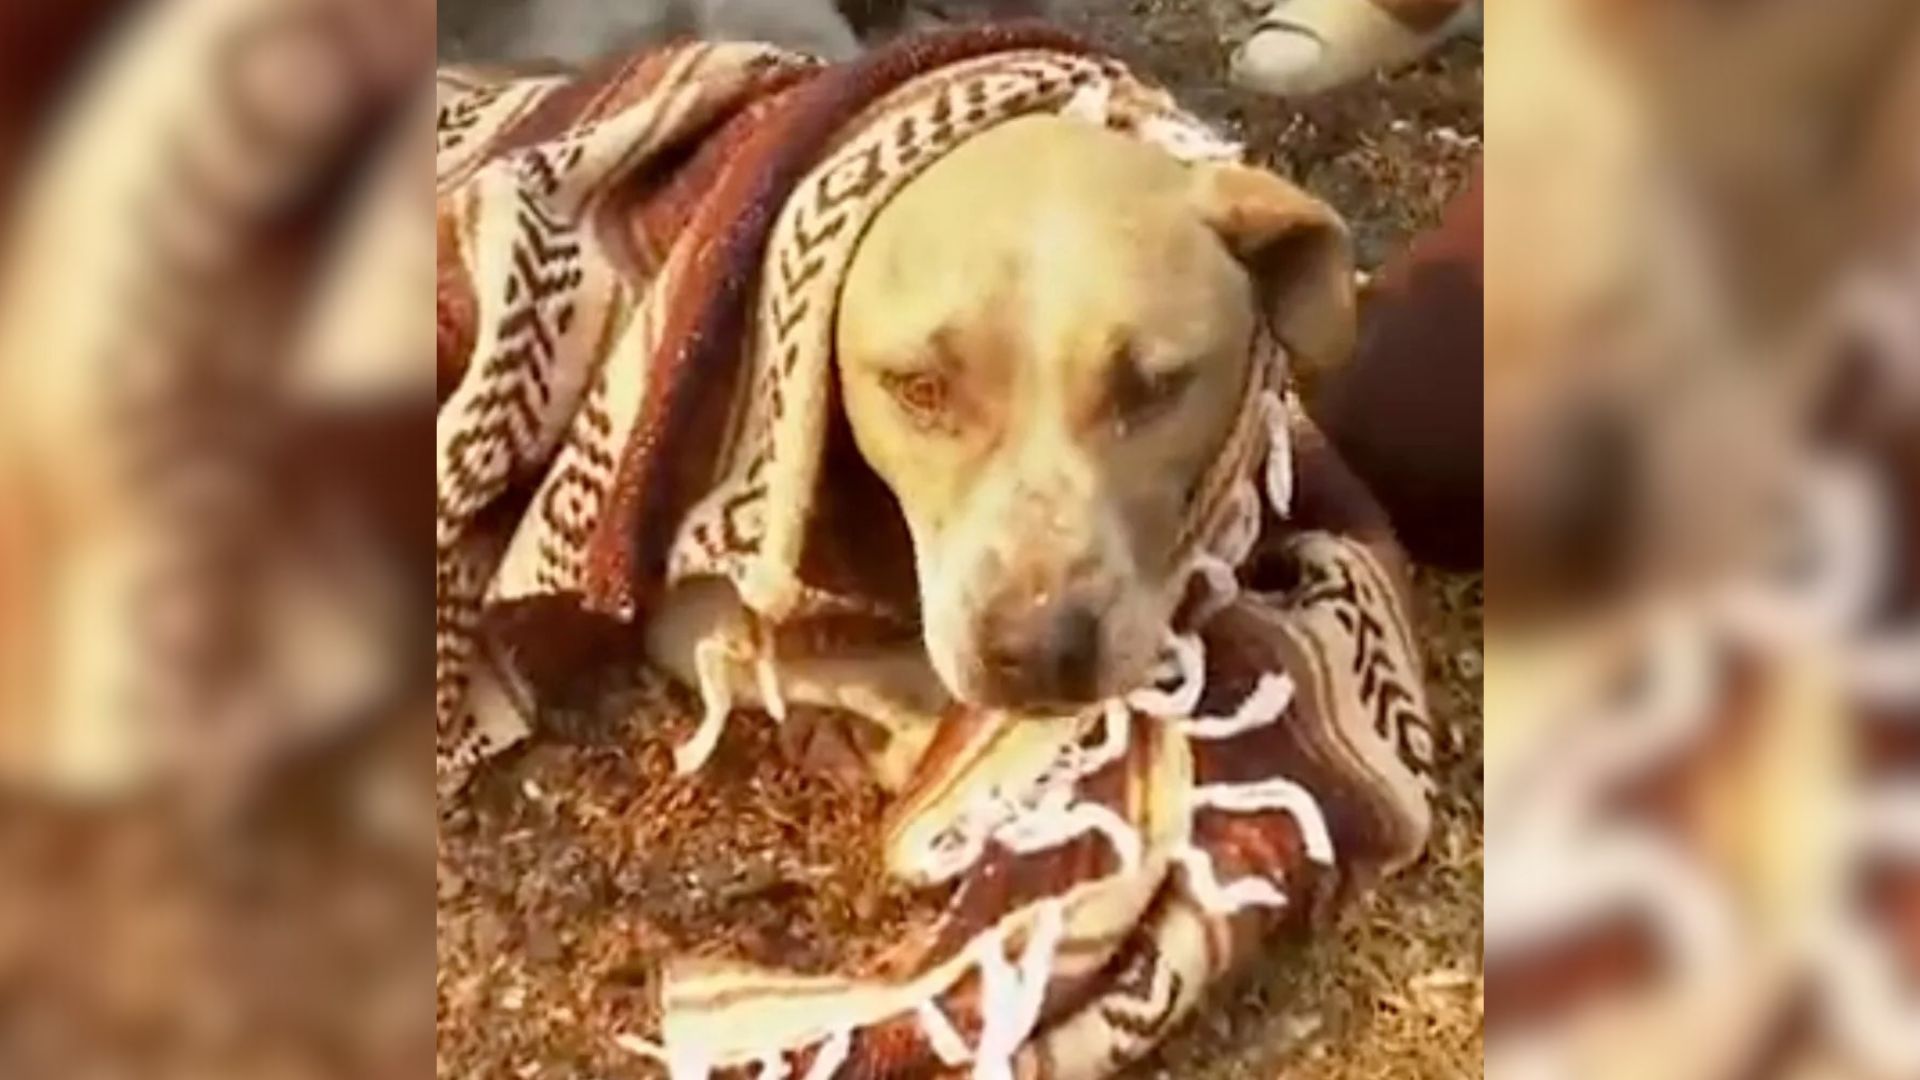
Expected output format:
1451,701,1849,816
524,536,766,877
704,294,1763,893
1110,361,1195,435
879,369,952,427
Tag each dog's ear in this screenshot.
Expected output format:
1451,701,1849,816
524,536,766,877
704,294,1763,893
1189,163,1356,379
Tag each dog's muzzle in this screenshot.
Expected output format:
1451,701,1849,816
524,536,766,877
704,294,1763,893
976,595,1105,708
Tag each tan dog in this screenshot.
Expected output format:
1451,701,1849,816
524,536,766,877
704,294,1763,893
649,115,1352,739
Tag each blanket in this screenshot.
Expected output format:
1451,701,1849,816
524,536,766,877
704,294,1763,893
435,24,1437,1078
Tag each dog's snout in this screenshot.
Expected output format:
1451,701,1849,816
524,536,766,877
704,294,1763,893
979,597,1103,706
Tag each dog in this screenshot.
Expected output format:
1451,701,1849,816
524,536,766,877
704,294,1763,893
643,114,1352,734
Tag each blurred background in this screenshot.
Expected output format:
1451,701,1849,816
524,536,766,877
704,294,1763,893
1482,3,1919,1079
0,0,432,1075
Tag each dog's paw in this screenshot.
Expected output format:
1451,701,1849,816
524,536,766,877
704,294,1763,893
774,704,891,789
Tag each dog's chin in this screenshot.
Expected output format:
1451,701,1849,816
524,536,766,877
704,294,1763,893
938,669,1110,716
926,633,1161,716
963,675,1105,715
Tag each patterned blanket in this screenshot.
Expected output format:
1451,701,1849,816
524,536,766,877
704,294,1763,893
435,25,1436,1078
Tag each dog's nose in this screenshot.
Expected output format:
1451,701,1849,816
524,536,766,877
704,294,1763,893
1044,604,1101,698
1492,403,1639,608
981,600,1103,706
1545,405,1636,580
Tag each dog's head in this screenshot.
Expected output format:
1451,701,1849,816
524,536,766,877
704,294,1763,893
836,116,1351,709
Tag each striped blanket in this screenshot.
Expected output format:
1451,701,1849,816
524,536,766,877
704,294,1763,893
435,25,1437,1078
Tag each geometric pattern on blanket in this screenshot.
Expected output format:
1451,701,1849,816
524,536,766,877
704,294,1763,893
435,24,1437,1079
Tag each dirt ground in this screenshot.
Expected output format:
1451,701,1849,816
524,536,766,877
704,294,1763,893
436,4,1483,1078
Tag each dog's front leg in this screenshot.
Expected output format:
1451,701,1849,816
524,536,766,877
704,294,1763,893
645,577,947,784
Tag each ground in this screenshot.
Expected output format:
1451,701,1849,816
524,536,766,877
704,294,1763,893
435,4,1483,1077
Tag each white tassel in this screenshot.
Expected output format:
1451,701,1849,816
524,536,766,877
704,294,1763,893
971,901,1067,1080
756,647,788,723
917,999,975,1067
1126,633,1206,718
611,1030,713,1080
1177,672,1295,741
1260,391,1294,518
1817,790,1920,1077
1173,843,1290,914
969,926,1019,1080
677,634,739,774
1010,901,1068,1043
910,795,1002,884
999,791,1146,873
801,1029,851,1080
1193,778,1336,865
612,1031,670,1064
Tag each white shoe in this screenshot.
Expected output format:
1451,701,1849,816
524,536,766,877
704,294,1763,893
1230,0,1479,97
